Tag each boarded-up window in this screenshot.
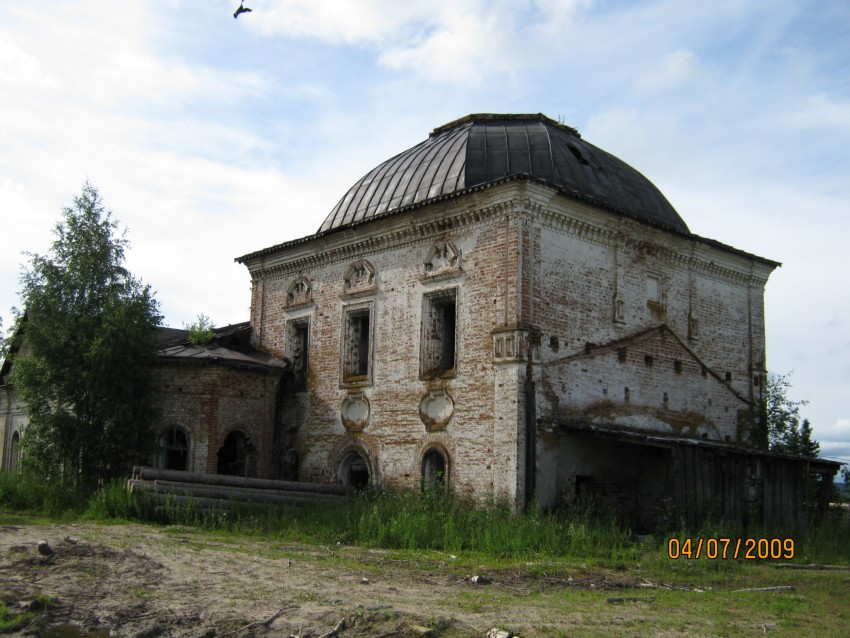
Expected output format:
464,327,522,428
421,289,457,378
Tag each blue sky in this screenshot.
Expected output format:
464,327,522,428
1,0,848,468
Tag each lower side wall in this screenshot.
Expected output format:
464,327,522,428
540,428,838,533
153,364,280,479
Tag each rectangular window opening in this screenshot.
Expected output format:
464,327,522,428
646,274,662,302
287,319,310,391
343,308,371,382
421,290,457,378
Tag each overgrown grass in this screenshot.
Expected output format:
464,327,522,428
0,603,35,632
344,488,636,560
0,471,88,517
2,471,849,566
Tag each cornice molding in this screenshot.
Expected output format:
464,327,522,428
247,192,522,279
245,182,776,290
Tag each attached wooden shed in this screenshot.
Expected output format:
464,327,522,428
556,423,840,534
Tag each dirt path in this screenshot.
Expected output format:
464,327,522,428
1,522,644,638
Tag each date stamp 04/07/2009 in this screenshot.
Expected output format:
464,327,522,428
667,537,795,560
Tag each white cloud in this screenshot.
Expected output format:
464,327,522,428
0,38,57,89
780,94,850,136
818,419,850,466
635,49,701,94
251,0,592,84
254,0,436,44
379,3,519,84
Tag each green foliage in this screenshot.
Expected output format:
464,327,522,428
85,479,150,520
0,603,35,632
765,372,820,457
13,183,161,492
792,512,850,564
342,489,634,558
0,471,88,516
4,479,850,567
185,313,216,345
0,310,24,365
95,486,636,560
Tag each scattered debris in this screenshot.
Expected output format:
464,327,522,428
317,617,346,638
213,605,297,638
732,585,796,594
637,579,707,592
773,563,850,571
606,595,655,604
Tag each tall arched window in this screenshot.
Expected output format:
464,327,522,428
9,431,21,473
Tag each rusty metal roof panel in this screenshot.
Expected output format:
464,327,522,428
321,122,471,233
320,113,689,235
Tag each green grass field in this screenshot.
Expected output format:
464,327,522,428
2,472,849,637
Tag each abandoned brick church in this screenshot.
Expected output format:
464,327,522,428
1,113,839,530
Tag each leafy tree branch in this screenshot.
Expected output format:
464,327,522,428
765,372,820,458
12,183,161,491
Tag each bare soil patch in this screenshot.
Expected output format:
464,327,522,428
1,522,643,638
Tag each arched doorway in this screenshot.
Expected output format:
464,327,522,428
339,451,370,488
9,431,21,473
217,430,257,477
421,447,447,490
157,427,189,471
282,449,299,482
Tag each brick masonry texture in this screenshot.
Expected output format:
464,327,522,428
239,179,776,507
154,364,280,477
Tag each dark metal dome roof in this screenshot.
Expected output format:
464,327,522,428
319,113,688,235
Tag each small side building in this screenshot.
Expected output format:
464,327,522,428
1,322,287,481
152,323,287,478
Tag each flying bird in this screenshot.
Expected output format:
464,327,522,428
233,2,252,19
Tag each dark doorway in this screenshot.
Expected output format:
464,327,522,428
217,430,257,477
282,449,299,481
340,452,370,488
9,431,21,473
421,448,447,490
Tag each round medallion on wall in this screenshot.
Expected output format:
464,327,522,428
341,393,370,431
419,388,454,431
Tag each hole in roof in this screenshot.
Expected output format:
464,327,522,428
567,142,589,166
